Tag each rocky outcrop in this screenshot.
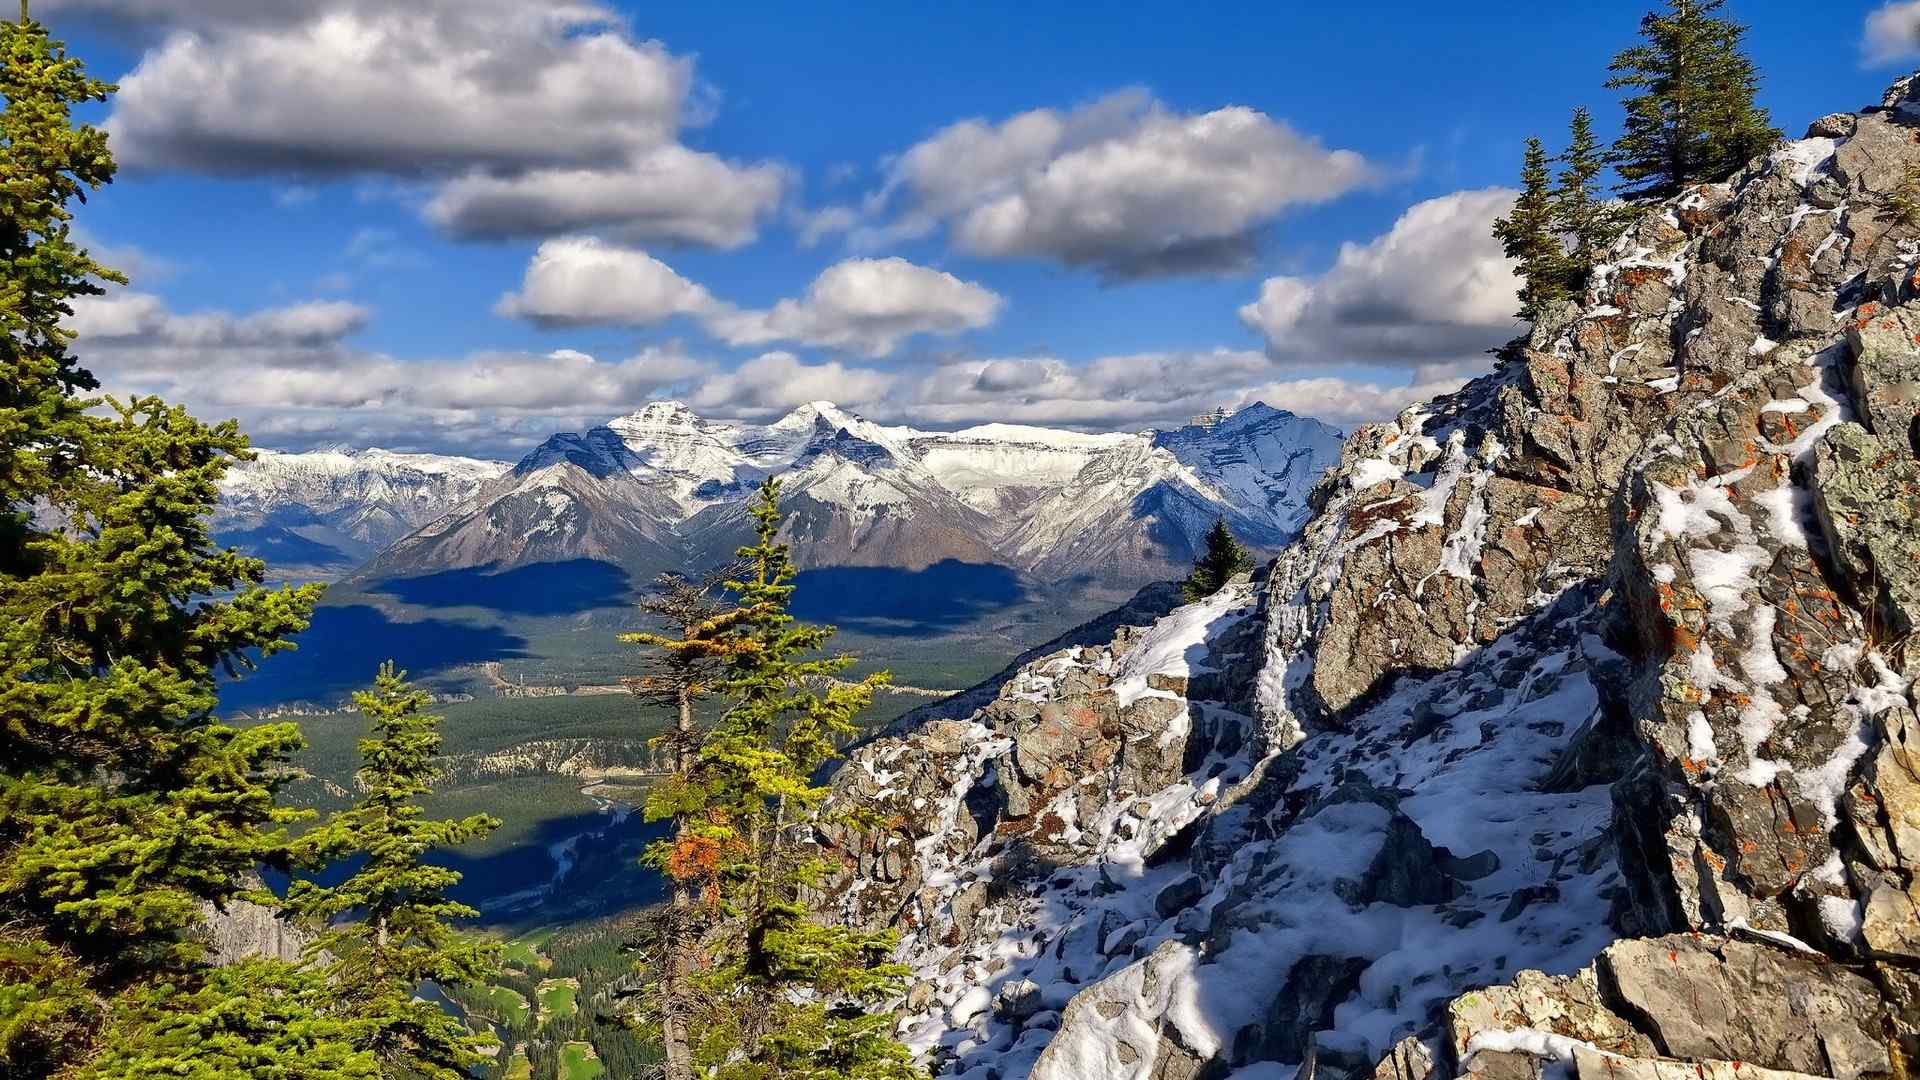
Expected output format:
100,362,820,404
811,71,1920,1080
196,895,310,966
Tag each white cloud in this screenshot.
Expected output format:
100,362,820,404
494,236,718,328
62,285,1457,456
890,350,1462,432
67,291,711,455
706,257,1004,358
1864,1,1920,65
424,145,788,247
1239,188,1522,369
88,0,785,246
495,242,1003,358
70,291,371,347
686,352,900,418
838,90,1374,278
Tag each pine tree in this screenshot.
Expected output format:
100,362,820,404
647,478,918,1080
1493,137,1573,323
620,569,756,1080
0,7,363,1077
1605,0,1781,199
1181,518,1255,602
284,663,502,1080
1552,107,1630,295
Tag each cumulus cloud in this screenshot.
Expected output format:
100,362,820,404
70,292,371,347
494,237,719,328
888,350,1459,432
67,291,711,455
1864,1,1920,65
706,257,1004,358
832,90,1374,278
496,243,1002,357
686,352,900,418
425,145,788,246
82,0,784,246
63,286,1459,451
1239,188,1522,370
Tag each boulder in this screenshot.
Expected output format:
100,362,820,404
1814,422,1920,638
1598,935,1891,1080
1567,1046,1831,1080
1370,1036,1436,1080
1447,967,1654,1065
1845,306,1920,452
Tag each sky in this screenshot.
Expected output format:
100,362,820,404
35,0,1920,459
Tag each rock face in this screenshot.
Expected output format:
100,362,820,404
810,72,1920,1080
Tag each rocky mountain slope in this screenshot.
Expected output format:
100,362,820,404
355,401,1343,590
810,77,1920,1080
213,447,507,576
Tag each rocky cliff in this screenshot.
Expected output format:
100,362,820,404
810,74,1920,1080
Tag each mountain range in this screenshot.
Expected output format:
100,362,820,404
213,447,509,577
223,401,1344,601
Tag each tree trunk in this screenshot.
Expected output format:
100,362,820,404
658,686,697,1080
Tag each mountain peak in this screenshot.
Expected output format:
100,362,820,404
611,400,700,427
771,400,859,430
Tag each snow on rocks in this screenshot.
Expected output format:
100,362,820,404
808,73,1920,1080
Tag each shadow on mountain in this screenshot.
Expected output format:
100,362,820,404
217,525,359,571
790,560,1029,637
223,604,528,710
370,559,634,615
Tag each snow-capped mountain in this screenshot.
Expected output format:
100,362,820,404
352,401,1344,590
214,447,508,575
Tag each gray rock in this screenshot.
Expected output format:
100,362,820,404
1369,1036,1436,1080
1155,873,1205,919
1814,421,1920,637
1447,966,1654,1064
1599,935,1891,1080
993,978,1045,1023
197,896,308,966
1807,112,1860,139
1846,304,1920,452
1259,954,1370,1062
1567,1047,1832,1080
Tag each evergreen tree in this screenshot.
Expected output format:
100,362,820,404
1552,107,1630,293
620,569,756,1080
1182,518,1255,602
284,663,502,1080
0,7,363,1076
1493,137,1573,323
642,478,918,1080
1605,0,1780,199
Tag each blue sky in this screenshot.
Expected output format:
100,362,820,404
41,0,1918,457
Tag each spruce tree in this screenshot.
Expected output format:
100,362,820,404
620,569,756,1080
284,663,502,1080
1552,107,1630,293
1493,137,1575,323
1605,0,1780,199
648,478,918,1080
1181,518,1255,602
0,7,363,1077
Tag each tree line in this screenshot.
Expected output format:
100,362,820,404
1495,0,1780,322
0,4,918,1077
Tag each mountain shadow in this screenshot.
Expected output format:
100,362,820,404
369,559,634,616
790,560,1029,636
222,604,528,710
216,524,359,571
